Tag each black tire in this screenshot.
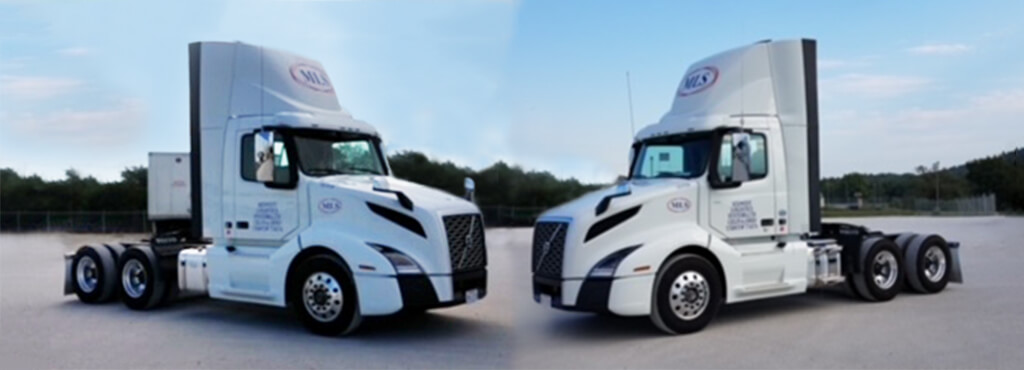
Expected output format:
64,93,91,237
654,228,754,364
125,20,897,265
904,234,951,294
289,254,361,336
650,254,722,335
118,246,167,310
850,237,903,302
71,245,118,303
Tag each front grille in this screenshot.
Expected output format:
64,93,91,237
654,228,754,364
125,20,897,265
532,222,568,278
443,214,487,272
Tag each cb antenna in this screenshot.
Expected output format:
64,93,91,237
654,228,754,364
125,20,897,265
626,71,636,136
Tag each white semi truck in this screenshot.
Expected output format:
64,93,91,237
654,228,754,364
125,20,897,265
530,39,963,334
65,42,488,336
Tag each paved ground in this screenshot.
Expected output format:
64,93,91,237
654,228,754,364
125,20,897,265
1,217,1023,369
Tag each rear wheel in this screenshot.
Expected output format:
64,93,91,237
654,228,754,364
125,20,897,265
904,234,951,294
851,237,903,302
72,245,117,303
650,254,722,335
289,254,361,336
118,246,167,310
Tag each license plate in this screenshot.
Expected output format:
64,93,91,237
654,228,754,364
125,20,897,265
465,289,480,303
537,294,551,306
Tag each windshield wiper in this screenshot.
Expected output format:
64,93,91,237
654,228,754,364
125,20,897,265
305,168,348,176
344,166,382,175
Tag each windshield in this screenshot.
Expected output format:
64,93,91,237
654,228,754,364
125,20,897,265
630,136,712,179
293,132,387,176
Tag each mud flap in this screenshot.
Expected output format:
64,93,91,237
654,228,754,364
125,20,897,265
948,242,963,283
63,252,75,295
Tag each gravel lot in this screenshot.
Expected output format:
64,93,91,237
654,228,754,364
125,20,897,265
2,216,1023,369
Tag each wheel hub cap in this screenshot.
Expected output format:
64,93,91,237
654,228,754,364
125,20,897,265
121,259,147,299
923,246,947,283
669,270,710,321
303,272,343,323
872,250,899,290
75,256,99,293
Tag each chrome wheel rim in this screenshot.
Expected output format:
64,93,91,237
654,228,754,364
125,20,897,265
303,272,344,323
923,246,947,283
872,250,899,290
669,270,709,321
75,255,99,293
122,259,147,299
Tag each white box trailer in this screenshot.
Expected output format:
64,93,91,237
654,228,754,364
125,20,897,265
147,152,191,220
530,39,964,335
64,41,488,336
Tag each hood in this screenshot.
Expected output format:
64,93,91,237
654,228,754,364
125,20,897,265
540,178,698,224
313,175,477,215
539,178,702,278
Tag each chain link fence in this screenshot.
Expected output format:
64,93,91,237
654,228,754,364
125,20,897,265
0,211,152,233
0,206,548,233
824,194,998,215
3,195,997,233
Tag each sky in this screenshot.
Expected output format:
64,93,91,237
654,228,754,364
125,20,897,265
1,0,1023,183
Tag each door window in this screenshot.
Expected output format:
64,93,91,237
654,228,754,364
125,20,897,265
241,133,292,185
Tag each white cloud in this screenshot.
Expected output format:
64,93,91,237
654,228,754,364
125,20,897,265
821,74,930,99
56,46,91,56
907,43,971,55
4,99,146,145
820,88,1024,176
0,75,84,100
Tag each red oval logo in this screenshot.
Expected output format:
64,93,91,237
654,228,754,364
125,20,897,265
667,197,691,213
290,63,334,93
677,66,718,96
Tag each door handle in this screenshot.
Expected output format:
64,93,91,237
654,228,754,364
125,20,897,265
237,221,249,229
760,218,774,227
226,246,236,253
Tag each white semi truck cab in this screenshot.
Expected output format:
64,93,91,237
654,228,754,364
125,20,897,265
531,39,963,334
65,42,488,336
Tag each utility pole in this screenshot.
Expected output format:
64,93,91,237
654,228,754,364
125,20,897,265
626,71,636,137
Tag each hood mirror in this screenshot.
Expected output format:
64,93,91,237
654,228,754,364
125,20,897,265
464,177,476,202
595,182,632,216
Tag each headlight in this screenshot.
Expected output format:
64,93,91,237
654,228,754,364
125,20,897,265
368,243,424,275
588,245,641,278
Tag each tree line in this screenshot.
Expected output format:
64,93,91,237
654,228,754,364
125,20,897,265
822,148,1023,211
2,147,1022,213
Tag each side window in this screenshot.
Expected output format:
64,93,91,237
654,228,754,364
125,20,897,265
241,134,255,180
241,132,292,185
715,132,768,184
749,134,767,178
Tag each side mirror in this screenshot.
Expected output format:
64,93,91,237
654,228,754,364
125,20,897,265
464,177,476,202
731,133,751,183
255,130,275,183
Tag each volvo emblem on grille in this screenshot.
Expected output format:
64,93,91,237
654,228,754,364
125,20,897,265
458,217,477,268
537,223,563,271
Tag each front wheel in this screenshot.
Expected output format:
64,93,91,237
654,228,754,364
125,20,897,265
650,254,722,335
289,254,361,336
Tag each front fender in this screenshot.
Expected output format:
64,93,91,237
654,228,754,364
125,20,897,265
615,223,711,278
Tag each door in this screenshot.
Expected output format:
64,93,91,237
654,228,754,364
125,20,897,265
708,130,787,290
221,129,300,296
